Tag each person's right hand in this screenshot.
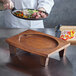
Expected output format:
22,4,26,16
2,0,14,9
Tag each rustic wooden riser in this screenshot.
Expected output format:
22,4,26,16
6,30,70,67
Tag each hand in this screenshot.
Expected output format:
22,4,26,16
3,0,14,9
38,7,47,18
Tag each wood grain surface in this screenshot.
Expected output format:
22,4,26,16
60,26,76,31
6,29,70,66
6,29,70,57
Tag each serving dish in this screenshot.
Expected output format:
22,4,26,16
11,8,48,20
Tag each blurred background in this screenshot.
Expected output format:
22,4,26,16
0,0,76,28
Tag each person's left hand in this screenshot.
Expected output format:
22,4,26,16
38,7,47,18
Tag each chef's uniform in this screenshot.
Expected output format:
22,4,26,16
4,0,54,28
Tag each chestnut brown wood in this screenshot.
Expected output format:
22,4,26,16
6,30,70,66
19,34,58,49
60,25,76,31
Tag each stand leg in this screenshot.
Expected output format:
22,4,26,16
9,45,17,56
40,56,49,67
59,48,66,58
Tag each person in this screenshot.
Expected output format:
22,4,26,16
2,0,54,28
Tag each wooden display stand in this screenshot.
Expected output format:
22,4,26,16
6,30,70,67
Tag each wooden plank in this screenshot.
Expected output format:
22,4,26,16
60,26,76,31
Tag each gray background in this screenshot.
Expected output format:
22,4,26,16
0,0,76,28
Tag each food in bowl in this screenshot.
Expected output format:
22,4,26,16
13,9,48,19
